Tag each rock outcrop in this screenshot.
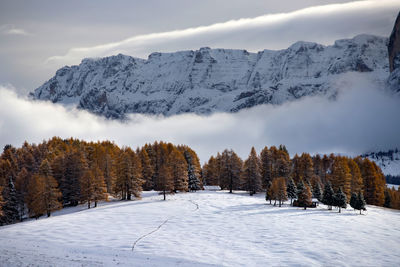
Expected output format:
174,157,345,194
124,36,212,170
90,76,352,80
388,12,400,92
388,12,400,72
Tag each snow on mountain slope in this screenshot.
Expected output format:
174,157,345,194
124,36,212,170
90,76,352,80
362,149,400,176
30,34,389,118
0,191,399,266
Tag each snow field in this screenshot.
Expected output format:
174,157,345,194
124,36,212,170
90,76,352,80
0,191,399,266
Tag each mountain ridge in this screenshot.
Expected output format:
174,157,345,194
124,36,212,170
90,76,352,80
30,34,389,119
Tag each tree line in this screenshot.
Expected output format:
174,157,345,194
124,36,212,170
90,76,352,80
1,139,399,225
203,145,400,211
0,137,202,225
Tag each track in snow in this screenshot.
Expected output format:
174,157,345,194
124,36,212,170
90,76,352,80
132,197,199,252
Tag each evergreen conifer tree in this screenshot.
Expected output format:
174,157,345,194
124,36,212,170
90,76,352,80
260,147,272,189
351,191,367,214
287,178,297,205
296,181,305,196
334,187,347,213
322,182,334,210
313,182,322,202
0,176,19,225
265,180,273,204
384,189,392,208
184,151,201,192
350,192,357,210
356,191,367,214
63,151,86,206
15,168,29,221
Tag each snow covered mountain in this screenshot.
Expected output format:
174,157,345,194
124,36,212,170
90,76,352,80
362,149,400,176
31,34,389,118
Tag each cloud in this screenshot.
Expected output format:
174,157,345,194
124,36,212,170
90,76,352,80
1,73,399,164
0,25,31,36
46,0,400,68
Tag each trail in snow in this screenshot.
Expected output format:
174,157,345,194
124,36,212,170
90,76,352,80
188,199,200,211
132,217,170,252
132,196,200,252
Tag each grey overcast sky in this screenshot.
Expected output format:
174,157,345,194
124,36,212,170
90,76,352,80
0,0,399,94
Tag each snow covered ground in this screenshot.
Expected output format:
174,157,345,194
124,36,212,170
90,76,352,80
387,184,399,190
0,191,399,266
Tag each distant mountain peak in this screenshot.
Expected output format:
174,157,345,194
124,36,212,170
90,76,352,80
31,35,390,119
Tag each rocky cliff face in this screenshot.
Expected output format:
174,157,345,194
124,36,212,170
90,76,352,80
388,12,400,92
388,12,400,72
31,34,389,118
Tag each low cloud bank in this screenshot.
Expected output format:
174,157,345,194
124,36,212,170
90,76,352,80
1,74,399,162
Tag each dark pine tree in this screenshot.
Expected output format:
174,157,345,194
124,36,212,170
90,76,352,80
356,191,367,214
185,152,201,192
384,189,392,208
265,180,273,204
350,192,357,210
296,181,305,197
333,187,347,213
313,182,322,202
322,181,334,210
286,178,297,205
0,177,19,225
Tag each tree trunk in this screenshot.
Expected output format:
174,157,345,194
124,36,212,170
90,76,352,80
163,189,166,201
274,199,276,206
279,200,281,207
360,209,362,215
88,201,90,209
339,207,341,213
127,186,131,200
304,206,307,210
95,200,97,208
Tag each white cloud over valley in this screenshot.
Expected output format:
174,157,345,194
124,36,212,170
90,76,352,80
1,73,399,162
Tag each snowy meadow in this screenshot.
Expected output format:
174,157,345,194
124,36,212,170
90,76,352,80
0,191,399,266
